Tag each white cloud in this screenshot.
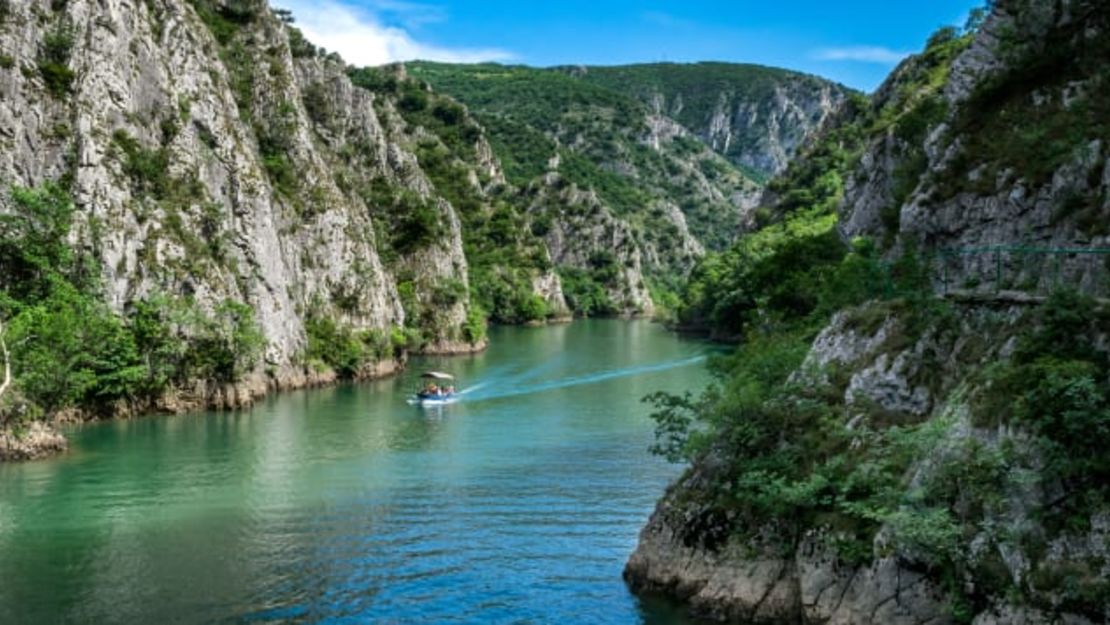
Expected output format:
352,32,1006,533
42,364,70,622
813,46,908,64
274,0,514,67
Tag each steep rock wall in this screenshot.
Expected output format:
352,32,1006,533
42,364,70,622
0,0,482,378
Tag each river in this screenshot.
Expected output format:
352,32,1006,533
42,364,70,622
0,320,713,624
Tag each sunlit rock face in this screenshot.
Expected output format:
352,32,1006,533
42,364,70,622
626,1,1110,623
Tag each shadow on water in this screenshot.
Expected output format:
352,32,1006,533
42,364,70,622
461,355,709,403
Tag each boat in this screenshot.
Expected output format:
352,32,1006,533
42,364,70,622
409,371,460,405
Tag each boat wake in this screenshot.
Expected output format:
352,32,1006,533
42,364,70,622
462,355,708,403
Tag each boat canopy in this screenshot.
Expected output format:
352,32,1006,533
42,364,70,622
420,371,455,380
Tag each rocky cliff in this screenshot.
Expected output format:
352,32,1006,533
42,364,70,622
842,0,1110,295
630,302,1110,624
563,63,850,180
627,1,1110,623
407,61,831,316
0,0,490,373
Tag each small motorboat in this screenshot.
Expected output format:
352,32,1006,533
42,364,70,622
409,371,460,405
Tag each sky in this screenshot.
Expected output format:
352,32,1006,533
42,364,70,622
272,0,985,92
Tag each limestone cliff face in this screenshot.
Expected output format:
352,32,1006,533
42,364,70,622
0,0,482,378
629,304,1110,625
697,79,845,178
627,1,1110,622
841,0,1110,294
527,174,654,317
408,61,772,316
567,63,850,179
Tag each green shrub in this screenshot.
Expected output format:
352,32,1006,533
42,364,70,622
261,153,297,197
1,183,266,418
112,130,171,197
127,295,190,395
37,20,75,97
304,314,403,377
187,0,257,46
0,183,81,301
286,26,317,58
183,300,264,383
462,305,487,344
940,4,1110,196
7,281,145,411
398,87,428,112
559,267,616,317
514,292,548,323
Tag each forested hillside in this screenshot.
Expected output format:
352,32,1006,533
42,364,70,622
408,61,844,308
0,0,846,458
559,62,848,181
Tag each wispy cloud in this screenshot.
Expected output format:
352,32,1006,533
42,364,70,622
274,0,514,67
813,46,908,64
363,0,446,29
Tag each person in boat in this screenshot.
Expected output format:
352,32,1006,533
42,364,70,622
418,372,456,400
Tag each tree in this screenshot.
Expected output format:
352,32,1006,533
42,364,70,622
273,7,294,23
964,7,989,34
0,318,10,402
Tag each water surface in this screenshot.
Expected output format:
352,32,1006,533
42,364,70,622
0,320,711,624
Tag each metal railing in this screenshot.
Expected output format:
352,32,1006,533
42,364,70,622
876,246,1110,301
936,246,1110,297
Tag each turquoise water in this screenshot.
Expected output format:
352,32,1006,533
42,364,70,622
0,320,712,624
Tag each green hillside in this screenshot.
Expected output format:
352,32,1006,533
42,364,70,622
561,62,852,180
406,61,759,256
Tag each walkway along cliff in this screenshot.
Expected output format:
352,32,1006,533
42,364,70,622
626,1,1110,623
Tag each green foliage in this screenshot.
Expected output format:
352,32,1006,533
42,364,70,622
649,340,920,561
1,184,264,419
558,267,617,318
37,19,75,97
677,18,976,339
7,281,145,412
286,26,318,59
975,291,1110,505
304,313,396,378
562,62,850,179
676,207,851,338
406,60,760,262
398,85,429,113
127,295,190,395
255,102,302,200
351,67,554,326
462,304,487,344
112,130,171,197
0,184,84,302
644,8,1110,620
187,0,258,46
940,3,1110,196
479,116,554,185
184,300,265,383
383,188,443,255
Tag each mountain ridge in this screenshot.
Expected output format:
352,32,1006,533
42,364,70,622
0,0,848,457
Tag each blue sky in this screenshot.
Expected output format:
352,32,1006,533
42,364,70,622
274,0,984,91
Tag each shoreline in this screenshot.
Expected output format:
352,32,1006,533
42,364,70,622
0,317,676,462
0,338,488,463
